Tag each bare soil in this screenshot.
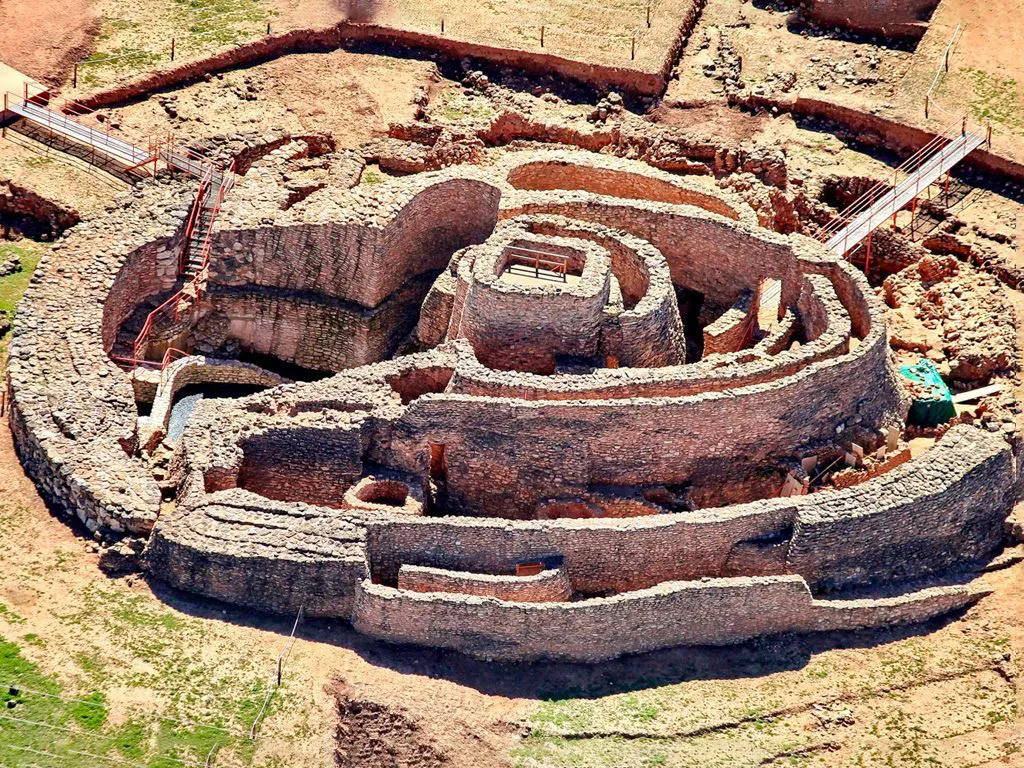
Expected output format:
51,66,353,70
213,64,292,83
1,2,1024,766
0,0,100,85
96,49,438,150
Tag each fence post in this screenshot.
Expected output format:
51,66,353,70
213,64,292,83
646,3,651,28
171,38,175,61
72,63,78,89
441,17,444,33
266,21,271,35
924,94,929,119
540,25,544,47
631,35,635,60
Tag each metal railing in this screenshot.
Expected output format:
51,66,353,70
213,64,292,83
177,165,215,273
504,245,570,282
126,162,235,368
816,114,986,257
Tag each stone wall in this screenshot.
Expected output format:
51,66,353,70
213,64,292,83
365,426,1013,592
397,564,573,602
505,156,745,219
703,289,755,355
449,232,612,373
213,178,501,309
9,145,1017,664
7,179,192,535
237,423,365,508
391,327,890,518
143,483,371,618
195,278,431,372
141,356,289,449
788,426,1015,590
351,575,984,662
804,0,938,37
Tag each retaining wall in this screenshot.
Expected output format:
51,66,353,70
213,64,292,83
351,575,984,662
805,0,938,37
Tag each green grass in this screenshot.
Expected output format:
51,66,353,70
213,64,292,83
175,0,274,47
962,68,1024,135
0,635,265,768
0,241,45,323
80,0,275,88
437,91,496,124
0,603,26,625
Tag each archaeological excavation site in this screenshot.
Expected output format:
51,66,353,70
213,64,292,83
1,0,1024,765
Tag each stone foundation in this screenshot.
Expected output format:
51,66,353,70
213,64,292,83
7,145,1018,663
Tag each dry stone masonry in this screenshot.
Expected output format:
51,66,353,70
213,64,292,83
6,143,1020,662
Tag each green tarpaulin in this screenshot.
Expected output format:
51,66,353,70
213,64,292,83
899,359,956,427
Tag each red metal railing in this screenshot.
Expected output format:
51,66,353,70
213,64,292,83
128,161,235,368
816,114,968,248
5,87,170,178
6,84,221,182
504,245,569,282
176,164,214,274
111,345,191,375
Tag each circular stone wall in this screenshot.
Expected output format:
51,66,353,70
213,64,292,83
6,144,1018,662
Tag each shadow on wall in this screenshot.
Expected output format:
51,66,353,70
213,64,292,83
141,572,970,697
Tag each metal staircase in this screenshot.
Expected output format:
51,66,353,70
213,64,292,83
1,86,238,371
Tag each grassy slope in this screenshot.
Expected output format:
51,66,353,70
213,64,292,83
0,241,44,320
80,0,273,89
0,240,46,369
0,629,264,768
513,629,1018,768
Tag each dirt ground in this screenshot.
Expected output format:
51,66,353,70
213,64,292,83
50,0,695,96
896,0,1024,147
94,48,437,150
0,0,99,85
3,1,1024,766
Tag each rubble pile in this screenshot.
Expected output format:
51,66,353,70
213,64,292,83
884,254,1019,383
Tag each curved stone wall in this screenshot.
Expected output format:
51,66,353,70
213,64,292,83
351,576,985,663
504,152,748,220
141,356,289,449
397,564,573,603
7,146,1018,663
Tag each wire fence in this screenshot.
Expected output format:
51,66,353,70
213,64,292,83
1,606,305,767
69,0,672,88
71,1,275,86
250,606,304,739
